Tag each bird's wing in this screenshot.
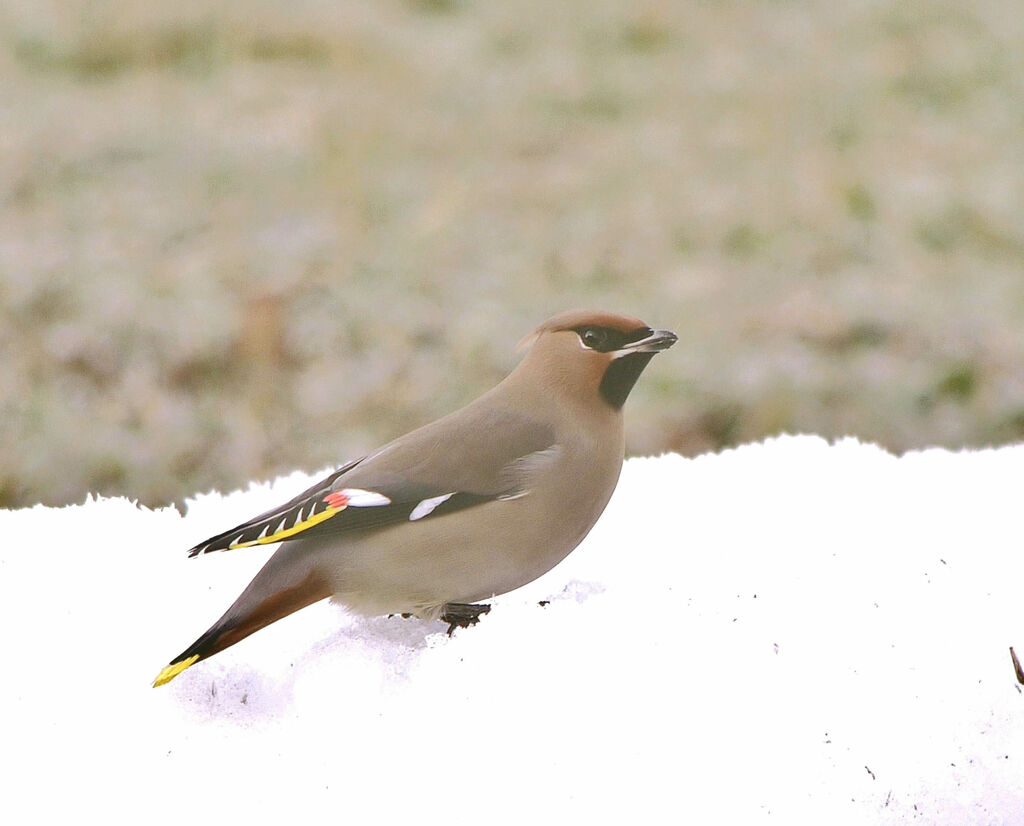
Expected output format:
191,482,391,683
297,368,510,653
187,457,368,556
187,406,558,557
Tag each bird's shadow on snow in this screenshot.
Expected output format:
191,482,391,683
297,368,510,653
170,612,442,721
169,581,606,721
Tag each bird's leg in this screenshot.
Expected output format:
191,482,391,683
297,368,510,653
440,602,491,636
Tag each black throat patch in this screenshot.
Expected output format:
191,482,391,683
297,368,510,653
599,352,656,409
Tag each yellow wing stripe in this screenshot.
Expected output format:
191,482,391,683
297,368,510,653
227,504,344,549
152,655,200,687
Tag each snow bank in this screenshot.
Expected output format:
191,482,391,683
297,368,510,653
3,436,1022,824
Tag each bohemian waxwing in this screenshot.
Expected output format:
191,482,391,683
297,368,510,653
154,310,676,686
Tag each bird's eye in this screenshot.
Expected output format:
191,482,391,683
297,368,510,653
579,327,609,350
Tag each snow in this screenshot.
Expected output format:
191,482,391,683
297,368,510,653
3,435,1023,823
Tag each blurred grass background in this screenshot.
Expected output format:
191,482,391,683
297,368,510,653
2,0,1023,508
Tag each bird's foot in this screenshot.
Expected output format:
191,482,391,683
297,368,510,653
440,602,491,636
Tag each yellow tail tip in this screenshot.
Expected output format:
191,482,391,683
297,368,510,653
152,655,200,687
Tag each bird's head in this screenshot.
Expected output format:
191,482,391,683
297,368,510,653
514,310,677,409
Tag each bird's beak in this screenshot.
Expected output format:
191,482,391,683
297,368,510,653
616,328,678,356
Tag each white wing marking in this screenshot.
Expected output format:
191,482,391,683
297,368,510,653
409,493,455,522
339,488,392,507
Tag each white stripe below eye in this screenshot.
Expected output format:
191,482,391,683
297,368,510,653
409,493,454,521
341,488,392,507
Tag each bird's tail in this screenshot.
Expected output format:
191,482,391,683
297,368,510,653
153,567,332,687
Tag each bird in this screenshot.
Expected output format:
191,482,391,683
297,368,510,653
153,310,676,686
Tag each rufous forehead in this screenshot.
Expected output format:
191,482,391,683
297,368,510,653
536,309,649,335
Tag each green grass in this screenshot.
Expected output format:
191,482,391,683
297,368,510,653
1,0,1023,507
